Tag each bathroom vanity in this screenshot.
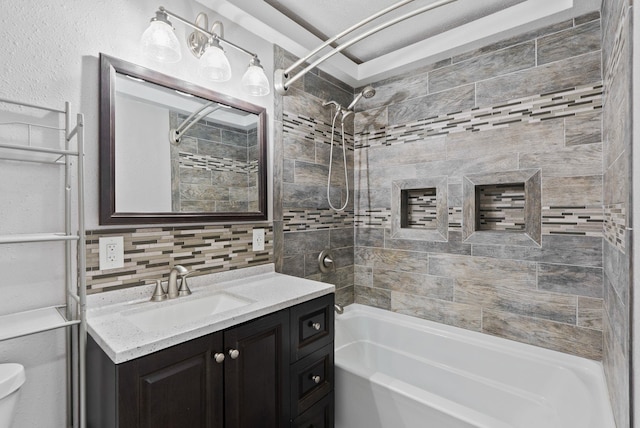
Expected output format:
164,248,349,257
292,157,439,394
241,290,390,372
86,266,335,428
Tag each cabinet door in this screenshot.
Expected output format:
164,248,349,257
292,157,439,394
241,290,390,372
224,310,290,428
117,333,224,428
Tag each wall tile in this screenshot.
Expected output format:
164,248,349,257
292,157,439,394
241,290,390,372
578,296,603,330
330,227,354,249
388,84,475,125
537,263,603,298
604,150,630,206
385,230,471,255
336,285,355,307
373,269,454,300
283,183,341,209
430,42,535,93
303,70,352,109
360,136,447,168
603,238,630,304
283,229,329,257
483,310,602,360
281,254,304,278
428,253,537,288
355,285,391,309
519,143,602,177
541,175,602,206
565,111,602,146
356,60,449,111
455,279,577,324
354,265,373,287
391,291,482,331
354,227,385,248
446,120,564,160
476,52,602,106
537,20,601,66
284,134,316,163
452,20,573,63
471,235,603,267
355,247,429,274
415,154,519,184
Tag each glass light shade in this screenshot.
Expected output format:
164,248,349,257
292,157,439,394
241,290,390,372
140,20,182,63
241,64,270,96
199,45,232,82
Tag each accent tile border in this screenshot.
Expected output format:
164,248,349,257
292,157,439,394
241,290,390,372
542,206,604,237
283,208,354,231
283,112,355,150
356,83,603,149
604,203,626,252
180,152,259,174
355,205,604,238
86,224,273,294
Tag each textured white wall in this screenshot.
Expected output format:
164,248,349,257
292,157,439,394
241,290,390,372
0,0,274,426
116,96,172,212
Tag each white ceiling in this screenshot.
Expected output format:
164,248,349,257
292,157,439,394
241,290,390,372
201,0,602,87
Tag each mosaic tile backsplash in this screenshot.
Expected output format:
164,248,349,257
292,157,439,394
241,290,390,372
86,224,273,293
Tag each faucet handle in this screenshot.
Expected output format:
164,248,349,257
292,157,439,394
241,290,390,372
149,279,167,302
178,275,192,297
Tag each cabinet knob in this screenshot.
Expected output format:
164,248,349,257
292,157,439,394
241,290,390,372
311,375,321,384
228,349,240,359
213,352,225,363
310,321,321,331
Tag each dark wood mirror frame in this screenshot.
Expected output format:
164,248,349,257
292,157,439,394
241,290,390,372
99,54,268,225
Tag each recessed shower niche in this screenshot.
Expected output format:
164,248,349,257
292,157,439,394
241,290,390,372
462,169,541,247
391,177,447,241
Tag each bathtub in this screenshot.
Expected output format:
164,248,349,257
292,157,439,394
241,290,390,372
334,304,615,428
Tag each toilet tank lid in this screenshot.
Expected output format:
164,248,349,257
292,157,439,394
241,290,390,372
0,364,25,398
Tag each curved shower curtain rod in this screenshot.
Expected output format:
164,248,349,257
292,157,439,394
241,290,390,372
274,0,457,95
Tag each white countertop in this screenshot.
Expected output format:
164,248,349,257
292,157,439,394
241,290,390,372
87,264,334,363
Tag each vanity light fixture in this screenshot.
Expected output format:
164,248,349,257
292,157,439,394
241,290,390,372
141,6,270,96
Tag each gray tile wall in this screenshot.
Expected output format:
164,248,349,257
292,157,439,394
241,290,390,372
353,13,606,361
170,112,259,212
601,0,632,427
274,47,356,306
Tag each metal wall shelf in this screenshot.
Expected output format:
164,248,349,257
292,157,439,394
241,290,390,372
0,97,86,428
0,306,80,341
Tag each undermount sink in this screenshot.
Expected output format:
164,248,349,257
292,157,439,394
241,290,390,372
124,292,253,332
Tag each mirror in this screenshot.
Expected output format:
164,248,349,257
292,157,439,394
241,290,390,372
99,54,267,224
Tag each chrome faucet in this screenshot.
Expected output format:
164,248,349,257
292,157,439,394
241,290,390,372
167,265,190,299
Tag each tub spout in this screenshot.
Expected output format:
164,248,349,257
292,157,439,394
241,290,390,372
334,304,344,315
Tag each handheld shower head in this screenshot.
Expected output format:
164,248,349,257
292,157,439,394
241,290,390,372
347,85,376,111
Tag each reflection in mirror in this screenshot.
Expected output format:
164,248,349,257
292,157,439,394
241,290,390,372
100,54,267,224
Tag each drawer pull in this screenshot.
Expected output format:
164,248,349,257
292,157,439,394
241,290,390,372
213,352,225,363
309,321,321,331
228,349,240,359
310,375,321,384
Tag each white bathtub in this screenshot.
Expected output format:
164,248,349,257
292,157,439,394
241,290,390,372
334,304,615,428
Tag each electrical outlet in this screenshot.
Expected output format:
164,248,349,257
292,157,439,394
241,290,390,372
99,236,124,271
252,228,265,251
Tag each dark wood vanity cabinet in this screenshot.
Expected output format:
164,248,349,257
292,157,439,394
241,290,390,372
87,294,334,428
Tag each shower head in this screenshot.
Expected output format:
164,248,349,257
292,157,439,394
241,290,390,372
347,85,376,111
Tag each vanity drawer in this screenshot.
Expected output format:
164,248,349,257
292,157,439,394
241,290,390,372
290,343,333,417
290,294,334,361
291,392,334,428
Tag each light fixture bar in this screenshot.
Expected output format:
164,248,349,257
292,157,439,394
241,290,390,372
275,0,457,95
159,6,258,59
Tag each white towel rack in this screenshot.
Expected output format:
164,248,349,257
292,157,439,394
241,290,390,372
0,97,86,428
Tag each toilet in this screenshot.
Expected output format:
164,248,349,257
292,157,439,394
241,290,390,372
0,364,25,427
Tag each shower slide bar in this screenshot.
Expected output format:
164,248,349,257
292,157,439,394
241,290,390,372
274,0,457,95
